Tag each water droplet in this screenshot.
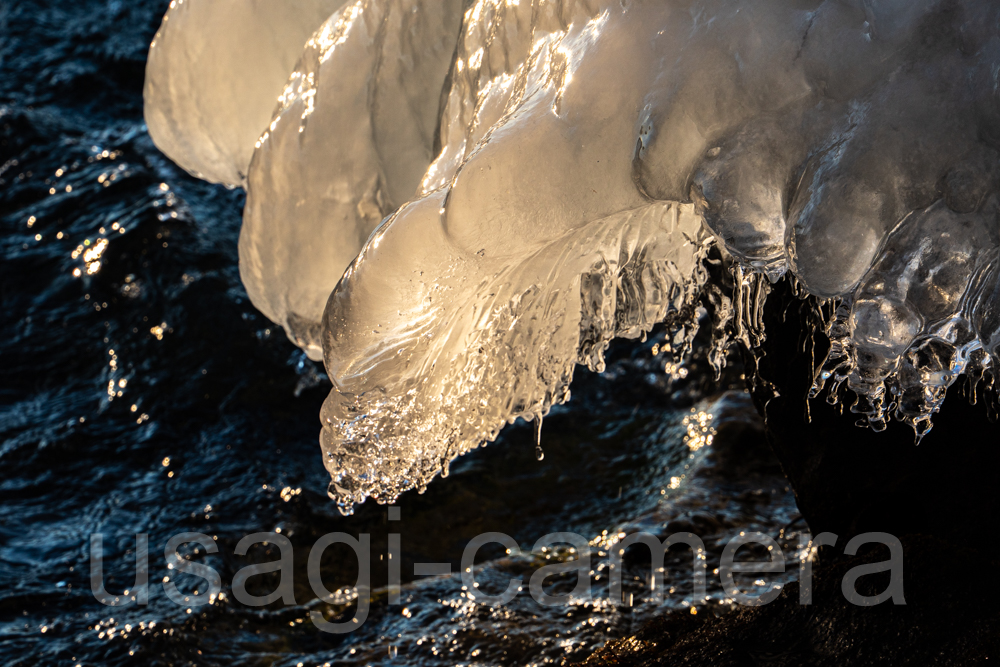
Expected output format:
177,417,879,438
534,415,544,461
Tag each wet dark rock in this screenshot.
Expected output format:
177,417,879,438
582,534,1000,666
584,278,1000,665
748,277,1000,548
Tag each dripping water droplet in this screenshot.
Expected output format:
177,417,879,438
534,415,544,461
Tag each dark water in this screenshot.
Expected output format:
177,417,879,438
0,2,802,665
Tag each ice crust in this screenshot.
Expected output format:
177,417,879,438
145,0,1000,513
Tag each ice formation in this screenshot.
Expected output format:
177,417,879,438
240,0,465,358
146,0,1000,514
144,0,347,187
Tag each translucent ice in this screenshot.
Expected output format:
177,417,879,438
145,0,1000,512
144,0,346,186
322,200,709,510
240,0,464,358
818,200,999,435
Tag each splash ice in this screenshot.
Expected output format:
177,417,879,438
145,0,1000,513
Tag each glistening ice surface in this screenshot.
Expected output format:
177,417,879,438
143,0,1000,513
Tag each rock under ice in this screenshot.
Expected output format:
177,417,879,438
146,0,1000,514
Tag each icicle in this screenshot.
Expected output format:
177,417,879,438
730,264,769,351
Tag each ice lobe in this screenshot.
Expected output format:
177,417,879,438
320,1,719,511
817,200,999,435
144,0,346,187
322,199,708,510
239,0,464,358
